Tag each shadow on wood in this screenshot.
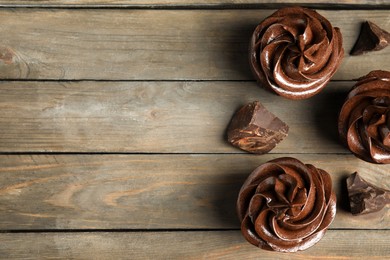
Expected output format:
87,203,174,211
312,84,351,148
226,23,253,80
338,172,353,214
207,172,247,228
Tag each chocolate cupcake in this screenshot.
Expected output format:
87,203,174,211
237,157,336,252
338,70,390,164
249,7,344,99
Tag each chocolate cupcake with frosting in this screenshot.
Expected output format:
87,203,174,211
249,7,344,99
338,70,390,164
237,157,336,252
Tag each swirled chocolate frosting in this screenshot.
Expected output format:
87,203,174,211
338,70,390,164
237,157,336,252
249,7,344,99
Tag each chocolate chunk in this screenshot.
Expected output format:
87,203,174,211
227,101,288,154
346,172,390,215
350,21,390,55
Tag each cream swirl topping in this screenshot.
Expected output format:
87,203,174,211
338,70,390,164
237,157,336,252
249,7,344,99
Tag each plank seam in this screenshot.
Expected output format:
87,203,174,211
0,152,353,155
1,228,389,233
0,79,355,83
0,5,389,10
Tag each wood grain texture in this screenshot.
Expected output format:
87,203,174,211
0,0,387,7
0,154,388,230
0,230,389,259
0,3,388,259
0,81,356,153
0,9,389,80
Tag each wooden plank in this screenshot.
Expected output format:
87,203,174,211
0,0,387,8
0,81,356,153
0,230,389,259
0,154,388,230
0,9,388,80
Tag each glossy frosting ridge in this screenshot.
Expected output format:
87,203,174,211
249,6,344,99
338,70,390,164
237,157,336,252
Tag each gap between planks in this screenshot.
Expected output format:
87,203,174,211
0,0,389,9
0,230,389,259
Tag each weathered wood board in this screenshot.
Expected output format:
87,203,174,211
0,230,389,259
0,154,388,230
0,2,389,259
0,0,387,7
0,9,388,80
0,81,355,153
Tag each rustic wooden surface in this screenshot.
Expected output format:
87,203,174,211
0,0,388,7
1,231,389,259
0,154,388,230
0,1,389,259
0,81,353,153
0,10,389,80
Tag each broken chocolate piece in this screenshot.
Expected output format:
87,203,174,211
350,21,390,55
227,101,288,154
346,172,390,215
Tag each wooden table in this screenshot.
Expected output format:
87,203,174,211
0,1,389,259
